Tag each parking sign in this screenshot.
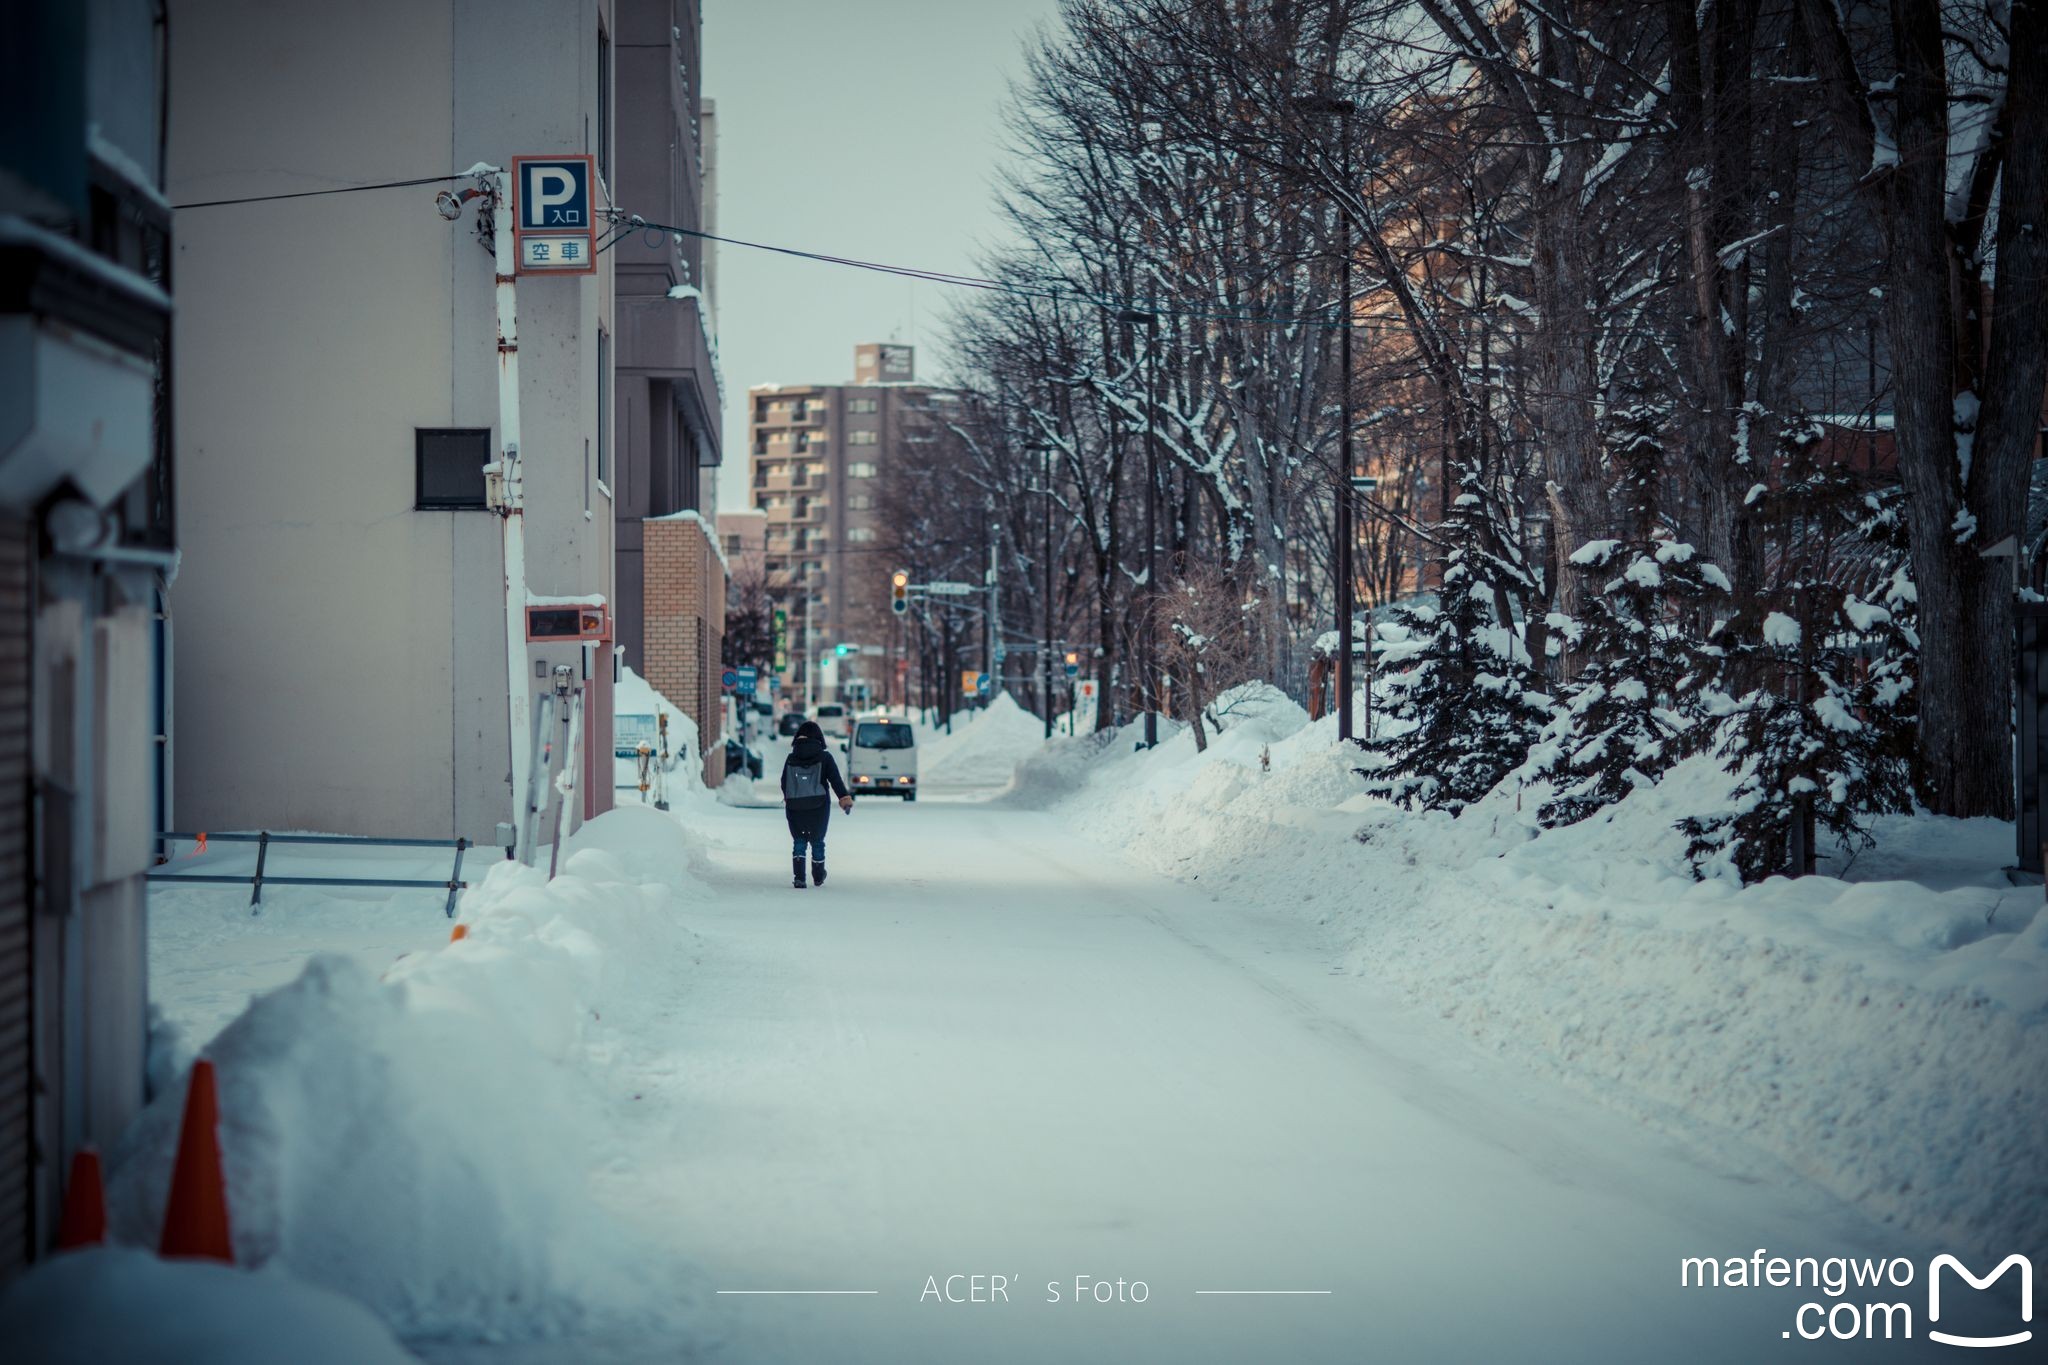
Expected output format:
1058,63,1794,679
512,156,597,275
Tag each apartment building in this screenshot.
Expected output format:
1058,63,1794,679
610,0,725,781
1,0,174,1280
717,508,766,582
169,0,620,846
746,344,955,702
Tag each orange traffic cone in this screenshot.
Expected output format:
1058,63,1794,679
55,1146,105,1248
159,1058,233,1262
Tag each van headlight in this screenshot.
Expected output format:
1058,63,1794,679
897,776,914,785
855,775,872,784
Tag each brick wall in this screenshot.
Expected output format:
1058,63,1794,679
642,516,729,788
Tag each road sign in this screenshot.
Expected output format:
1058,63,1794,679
975,673,992,696
512,156,596,275
720,668,738,690
736,666,758,694
765,675,779,694
960,670,980,697
921,581,977,596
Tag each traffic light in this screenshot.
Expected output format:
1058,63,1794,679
891,570,910,616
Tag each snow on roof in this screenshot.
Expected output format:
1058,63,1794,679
527,591,607,608
647,509,730,573
0,214,171,312
86,124,170,216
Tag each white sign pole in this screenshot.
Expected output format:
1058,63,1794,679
486,169,535,863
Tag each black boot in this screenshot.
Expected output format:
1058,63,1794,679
792,856,807,889
811,860,827,887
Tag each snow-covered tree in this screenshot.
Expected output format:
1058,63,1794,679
1532,401,1731,826
1534,539,1730,827
1680,433,1917,881
1361,470,1549,812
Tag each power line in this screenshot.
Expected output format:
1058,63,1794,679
600,207,1405,333
171,173,467,211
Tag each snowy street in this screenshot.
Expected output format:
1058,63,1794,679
427,784,2004,1364
68,702,2037,1364
15,2,2048,1354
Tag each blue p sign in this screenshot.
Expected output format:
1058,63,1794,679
517,159,591,231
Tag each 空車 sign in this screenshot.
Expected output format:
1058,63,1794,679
512,156,597,276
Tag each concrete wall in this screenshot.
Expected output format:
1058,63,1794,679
170,0,615,843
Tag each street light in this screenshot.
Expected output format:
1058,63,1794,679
1118,307,1161,746
1027,439,1057,740
1291,93,1360,742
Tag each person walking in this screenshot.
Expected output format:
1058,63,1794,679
781,720,852,889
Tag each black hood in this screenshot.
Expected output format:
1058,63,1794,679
790,733,828,762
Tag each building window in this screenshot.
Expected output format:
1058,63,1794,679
849,461,877,478
597,328,611,485
848,526,876,543
597,23,612,185
848,493,873,511
849,397,878,414
415,428,492,509
848,429,878,445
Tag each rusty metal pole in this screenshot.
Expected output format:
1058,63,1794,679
479,168,534,862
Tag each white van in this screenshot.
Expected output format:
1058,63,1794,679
846,713,918,800
813,702,849,740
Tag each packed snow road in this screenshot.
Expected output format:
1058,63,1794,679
574,787,1986,1364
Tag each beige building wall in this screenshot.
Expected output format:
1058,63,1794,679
169,0,617,843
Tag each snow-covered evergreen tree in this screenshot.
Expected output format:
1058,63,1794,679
1532,400,1731,827
1360,466,1550,813
1679,426,1917,881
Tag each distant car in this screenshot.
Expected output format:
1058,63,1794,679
813,702,849,740
847,714,917,800
777,711,807,737
724,737,764,780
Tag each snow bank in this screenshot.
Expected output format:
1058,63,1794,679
106,807,709,1347
1025,686,2048,1257
921,692,1053,788
613,664,705,800
0,1247,417,1364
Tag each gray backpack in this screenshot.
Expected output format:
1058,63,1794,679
783,759,827,801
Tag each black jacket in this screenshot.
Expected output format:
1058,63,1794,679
781,734,849,810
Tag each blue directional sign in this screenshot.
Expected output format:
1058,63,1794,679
736,666,758,694
512,156,597,275
975,672,992,696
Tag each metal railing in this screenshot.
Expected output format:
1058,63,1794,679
147,831,476,917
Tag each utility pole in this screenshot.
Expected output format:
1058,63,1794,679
445,167,535,861
1291,93,1360,742
1118,307,1161,747
987,532,1000,702
1333,109,1357,744
1039,441,1055,740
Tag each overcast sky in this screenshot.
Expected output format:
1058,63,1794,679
702,0,1061,509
